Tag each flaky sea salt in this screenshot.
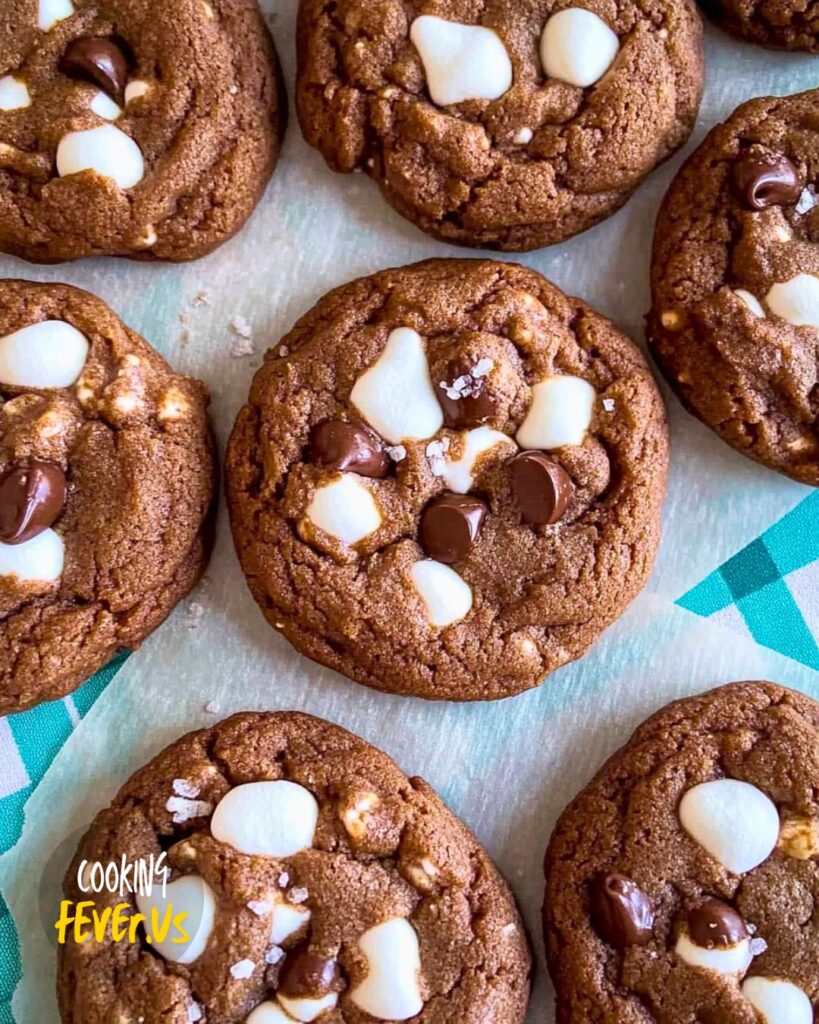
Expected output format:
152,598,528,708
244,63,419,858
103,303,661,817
188,1002,203,1022
287,886,309,904
247,900,272,917
265,945,285,965
230,959,255,980
278,872,290,887
166,796,213,824
750,937,768,956
425,437,450,476
172,778,200,798
385,444,407,462
602,398,615,412
796,186,818,215
204,700,220,714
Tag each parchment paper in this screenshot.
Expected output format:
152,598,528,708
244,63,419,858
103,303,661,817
2,5,819,1020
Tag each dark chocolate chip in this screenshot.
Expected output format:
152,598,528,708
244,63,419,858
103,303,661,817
687,898,748,949
278,949,343,999
732,149,802,211
308,421,389,478
0,461,66,545
419,493,486,563
60,37,130,103
510,452,573,525
590,873,654,948
436,359,497,429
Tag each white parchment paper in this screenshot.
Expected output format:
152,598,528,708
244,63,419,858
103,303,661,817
2,5,819,1020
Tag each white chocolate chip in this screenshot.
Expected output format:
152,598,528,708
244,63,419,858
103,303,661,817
211,781,319,858
0,320,89,388
410,15,512,106
135,876,215,965
765,274,819,327
777,815,819,860
305,475,381,546
742,977,814,1024
90,90,122,120
351,918,423,1021
278,993,338,1022
675,930,752,975
0,76,31,111
540,9,619,88
38,0,74,31
436,425,515,493
0,529,64,583
516,375,596,450
350,327,443,443
679,779,779,874
57,125,144,189
270,901,311,944
342,792,380,840
410,559,473,628
247,1003,293,1024
125,80,150,104
513,127,533,145
230,958,255,980
735,289,765,318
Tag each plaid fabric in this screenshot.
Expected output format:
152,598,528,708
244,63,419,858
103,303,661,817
679,491,819,667
0,652,127,1024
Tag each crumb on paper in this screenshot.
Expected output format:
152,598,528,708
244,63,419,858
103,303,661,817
187,602,205,629
193,291,210,307
204,699,220,714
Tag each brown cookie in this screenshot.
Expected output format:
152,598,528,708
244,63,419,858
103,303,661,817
296,0,703,251
701,0,819,51
543,681,819,1023
58,711,532,1023
226,259,668,702
0,0,284,263
648,89,819,486
0,280,216,714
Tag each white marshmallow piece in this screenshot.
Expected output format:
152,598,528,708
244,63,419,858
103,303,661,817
278,993,338,1022
0,77,31,111
211,781,319,858
679,779,780,874
742,977,814,1024
516,375,596,450
540,8,619,88
125,80,150,104
351,918,424,1021
135,875,215,965
90,90,122,120
766,274,819,327
247,1003,296,1024
410,15,513,106
270,901,311,944
440,426,515,493
38,0,74,31
306,475,381,546
410,560,473,628
57,125,144,189
735,289,765,318
0,320,89,388
0,529,64,583
675,931,752,975
350,328,443,443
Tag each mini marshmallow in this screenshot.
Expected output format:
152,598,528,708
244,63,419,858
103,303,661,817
765,274,819,327
411,560,473,628
90,90,122,120
439,426,515,493
57,124,144,189
278,993,338,1022
516,375,596,450
211,780,319,858
410,15,513,106
270,901,311,944
125,80,150,104
351,918,424,1020
0,529,64,583
0,77,31,111
679,779,780,874
38,0,74,31
540,8,619,88
135,875,215,964
350,327,443,443
675,931,752,975
306,475,381,546
742,977,814,1024
0,320,89,388
247,1003,294,1024
735,289,765,318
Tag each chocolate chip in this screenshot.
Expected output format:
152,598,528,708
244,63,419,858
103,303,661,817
278,949,343,999
419,493,486,563
308,421,389,478
510,452,573,525
0,461,66,545
436,359,497,429
687,898,748,949
60,37,130,103
732,149,802,210
590,873,654,948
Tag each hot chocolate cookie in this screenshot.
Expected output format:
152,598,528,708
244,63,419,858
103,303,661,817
58,711,531,1023
226,259,668,702
701,0,819,51
543,681,819,1023
296,0,703,251
0,0,284,262
0,280,215,714
648,89,819,485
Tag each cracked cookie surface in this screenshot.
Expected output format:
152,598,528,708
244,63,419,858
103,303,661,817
543,681,819,1024
296,0,703,251
648,90,819,485
58,710,532,1024
0,279,216,714
226,259,668,702
0,0,284,263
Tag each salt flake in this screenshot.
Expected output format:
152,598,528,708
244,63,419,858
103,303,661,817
230,958,255,980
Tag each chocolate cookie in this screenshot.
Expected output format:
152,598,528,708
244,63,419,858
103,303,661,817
296,0,703,251
543,681,819,1023
58,711,532,1023
647,89,819,486
226,259,668,702
701,0,819,51
0,280,215,714
0,0,284,263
